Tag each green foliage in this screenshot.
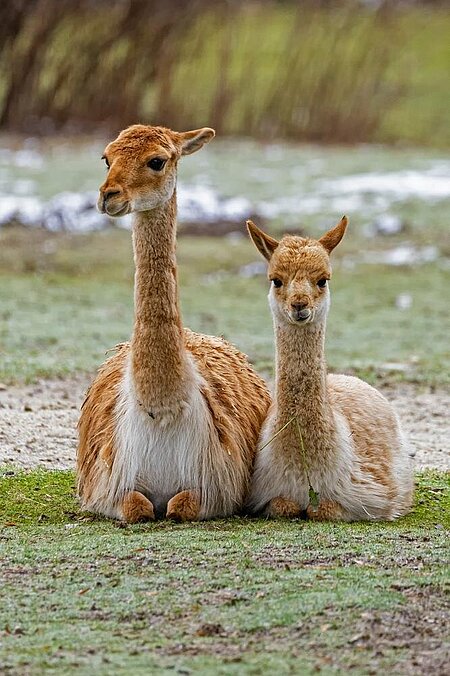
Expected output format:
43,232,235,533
0,467,78,524
411,470,450,526
1,467,447,528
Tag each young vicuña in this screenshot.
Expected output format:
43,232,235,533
246,216,414,521
77,124,270,522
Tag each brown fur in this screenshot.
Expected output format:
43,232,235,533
122,491,155,523
247,218,413,521
267,497,303,518
166,490,201,521
78,331,271,515
78,343,128,504
307,499,344,521
77,125,270,521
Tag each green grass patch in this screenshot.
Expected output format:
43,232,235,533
0,467,79,524
1,467,448,529
0,228,448,385
0,469,449,674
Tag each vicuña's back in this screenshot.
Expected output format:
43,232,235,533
246,217,413,521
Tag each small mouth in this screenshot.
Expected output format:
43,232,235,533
288,309,313,324
105,202,130,217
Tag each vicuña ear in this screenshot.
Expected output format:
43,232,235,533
247,220,279,261
179,127,215,156
319,216,348,254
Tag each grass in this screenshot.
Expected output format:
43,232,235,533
0,134,448,674
0,203,448,670
380,7,450,147
170,4,450,147
0,468,449,674
0,227,448,385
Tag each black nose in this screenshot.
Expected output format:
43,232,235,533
291,302,309,312
104,189,121,201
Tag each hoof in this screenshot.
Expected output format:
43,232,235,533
122,491,155,523
266,496,302,518
166,490,200,522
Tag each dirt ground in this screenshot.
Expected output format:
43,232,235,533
0,377,448,470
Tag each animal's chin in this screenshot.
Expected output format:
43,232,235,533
105,202,130,217
286,311,314,326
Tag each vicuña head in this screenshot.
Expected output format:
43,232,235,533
98,124,215,216
247,216,348,326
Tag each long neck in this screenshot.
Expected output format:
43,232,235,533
130,191,189,410
273,319,336,466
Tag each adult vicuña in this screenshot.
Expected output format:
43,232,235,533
77,124,270,522
246,217,413,521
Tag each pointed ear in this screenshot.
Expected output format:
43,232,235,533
179,127,215,156
247,220,279,261
319,216,348,254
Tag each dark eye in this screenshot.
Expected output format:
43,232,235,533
147,157,166,171
102,156,109,169
272,278,283,288
317,278,328,288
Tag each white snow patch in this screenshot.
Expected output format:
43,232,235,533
396,293,413,310
363,245,439,266
0,148,44,169
0,195,43,226
177,184,252,223
321,170,450,201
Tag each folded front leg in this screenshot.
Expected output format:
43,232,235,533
122,491,155,523
266,496,302,518
166,490,201,521
307,498,346,521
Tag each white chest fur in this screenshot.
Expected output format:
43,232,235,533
109,358,214,516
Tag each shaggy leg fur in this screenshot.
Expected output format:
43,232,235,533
122,491,155,523
307,499,345,521
266,496,303,518
166,490,201,521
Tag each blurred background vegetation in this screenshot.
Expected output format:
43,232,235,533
1,0,449,146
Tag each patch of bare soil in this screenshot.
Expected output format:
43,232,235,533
336,585,450,675
0,378,448,470
159,586,449,675
252,543,442,571
383,384,449,470
0,377,86,469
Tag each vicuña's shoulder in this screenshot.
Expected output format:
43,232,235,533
183,328,245,360
183,329,270,406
